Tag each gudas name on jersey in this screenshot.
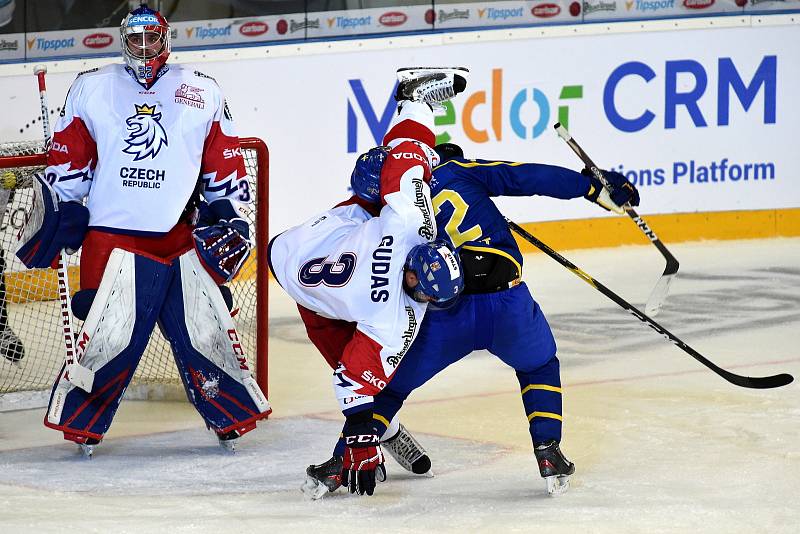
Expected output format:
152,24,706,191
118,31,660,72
371,235,394,303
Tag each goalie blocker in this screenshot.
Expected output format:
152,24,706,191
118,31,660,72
43,246,270,444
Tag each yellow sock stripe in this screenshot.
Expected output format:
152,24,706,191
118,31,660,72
527,411,563,422
521,384,562,395
372,413,390,428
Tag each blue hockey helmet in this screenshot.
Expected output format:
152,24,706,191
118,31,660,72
404,240,464,304
350,146,390,203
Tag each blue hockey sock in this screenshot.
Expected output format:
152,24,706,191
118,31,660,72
516,356,563,446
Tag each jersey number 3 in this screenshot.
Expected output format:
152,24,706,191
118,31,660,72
299,253,356,287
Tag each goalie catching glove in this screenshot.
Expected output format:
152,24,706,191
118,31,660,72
583,168,640,214
193,199,252,283
341,413,385,496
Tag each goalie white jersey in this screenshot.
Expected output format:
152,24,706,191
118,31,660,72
45,63,250,235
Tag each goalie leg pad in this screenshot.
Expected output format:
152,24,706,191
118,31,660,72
45,249,174,440
158,249,270,436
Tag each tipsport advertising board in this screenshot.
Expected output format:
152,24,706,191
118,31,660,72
582,0,744,20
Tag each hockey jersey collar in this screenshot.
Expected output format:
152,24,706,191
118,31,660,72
124,64,170,89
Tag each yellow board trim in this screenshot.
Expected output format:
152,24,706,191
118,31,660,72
513,208,800,253
521,384,562,395
461,244,522,275
527,411,563,422
373,413,390,428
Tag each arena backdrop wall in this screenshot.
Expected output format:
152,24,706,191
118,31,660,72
0,15,798,262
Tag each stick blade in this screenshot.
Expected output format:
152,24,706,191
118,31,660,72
644,273,677,317
721,370,793,389
67,363,94,393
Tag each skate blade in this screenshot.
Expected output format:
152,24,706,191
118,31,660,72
376,464,387,483
545,474,570,496
78,443,95,459
301,476,331,500
218,439,237,453
397,67,469,81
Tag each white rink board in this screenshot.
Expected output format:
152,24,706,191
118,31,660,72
0,19,798,235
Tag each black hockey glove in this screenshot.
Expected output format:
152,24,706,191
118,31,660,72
341,414,384,496
582,168,640,213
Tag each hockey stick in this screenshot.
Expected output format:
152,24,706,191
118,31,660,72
34,65,94,392
506,218,792,389
553,123,679,317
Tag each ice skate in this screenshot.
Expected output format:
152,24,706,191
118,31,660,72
382,423,433,476
78,438,101,459
0,327,25,364
216,429,239,453
301,456,343,500
395,67,468,108
534,440,574,496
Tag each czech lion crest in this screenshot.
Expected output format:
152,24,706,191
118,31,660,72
123,103,168,161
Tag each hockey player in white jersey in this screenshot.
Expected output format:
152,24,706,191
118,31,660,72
15,4,270,456
269,68,468,497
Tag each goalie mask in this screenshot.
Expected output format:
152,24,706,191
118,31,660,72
404,240,464,306
120,4,171,86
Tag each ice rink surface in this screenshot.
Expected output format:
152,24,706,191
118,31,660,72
1,238,798,533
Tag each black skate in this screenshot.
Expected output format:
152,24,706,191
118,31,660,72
534,440,575,496
0,327,25,364
301,456,343,500
382,423,432,476
395,67,468,109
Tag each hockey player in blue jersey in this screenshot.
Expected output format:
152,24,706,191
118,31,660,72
308,122,640,496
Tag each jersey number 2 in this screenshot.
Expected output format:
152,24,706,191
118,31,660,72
299,253,356,287
432,190,483,248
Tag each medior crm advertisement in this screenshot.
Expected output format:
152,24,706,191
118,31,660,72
0,22,796,232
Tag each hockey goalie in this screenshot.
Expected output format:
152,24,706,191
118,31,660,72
15,5,270,456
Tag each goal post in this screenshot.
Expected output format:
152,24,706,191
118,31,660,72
0,137,269,399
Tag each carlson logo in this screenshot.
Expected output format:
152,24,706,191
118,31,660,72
532,3,562,17
683,0,714,7
83,33,113,49
239,21,268,36
379,12,407,26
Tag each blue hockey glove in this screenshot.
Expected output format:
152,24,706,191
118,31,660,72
193,219,252,284
16,175,89,269
583,168,640,213
341,415,384,496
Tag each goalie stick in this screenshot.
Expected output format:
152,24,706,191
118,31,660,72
506,218,793,389
34,65,94,392
554,123,679,317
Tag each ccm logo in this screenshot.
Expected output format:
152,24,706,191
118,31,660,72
379,12,407,26
83,33,113,48
223,147,242,159
361,370,386,390
239,21,268,36
391,152,426,162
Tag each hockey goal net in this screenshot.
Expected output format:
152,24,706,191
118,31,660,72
0,137,268,398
